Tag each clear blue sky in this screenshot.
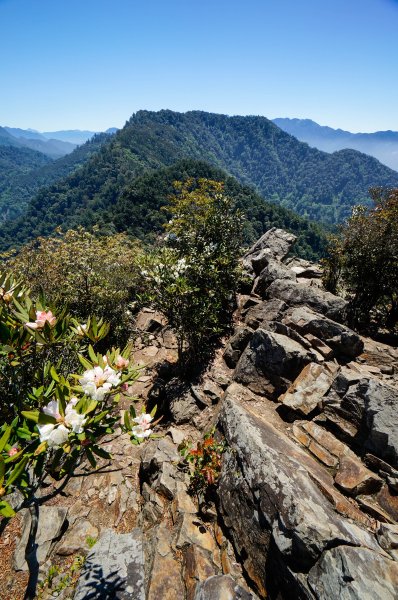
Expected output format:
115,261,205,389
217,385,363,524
1,0,397,132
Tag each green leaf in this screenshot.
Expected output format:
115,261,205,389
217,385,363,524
38,413,57,425
21,410,39,423
85,447,97,468
150,405,157,418
78,354,92,371
123,411,131,430
0,457,5,485
50,366,60,382
88,345,97,364
0,500,16,518
0,426,12,453
6,455,29,488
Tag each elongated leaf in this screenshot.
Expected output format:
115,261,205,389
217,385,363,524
0,457,5,485
88,345,97,364
0,500,16,518
38,413,57,425
85,447,97,468
78,354,92,371
150,405,157,418
124,411,131,430
50,366,60,382
6,455,29,488
0,426,12,453
21,410,39,423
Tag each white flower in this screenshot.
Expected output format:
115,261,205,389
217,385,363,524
65,401,86,434
133,413,153,430
43,399,61,420
37,397,87,447
131,425,152,439
38,423,69,448
79,366,121,400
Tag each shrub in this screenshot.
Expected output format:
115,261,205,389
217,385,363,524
323,188,398,329
0,272,156,598
4,228,144,345
140,179,244,368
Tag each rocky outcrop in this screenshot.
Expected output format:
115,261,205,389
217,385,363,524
216,228,398,599
217,385,396,598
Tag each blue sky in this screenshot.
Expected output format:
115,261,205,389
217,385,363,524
1,0,397,132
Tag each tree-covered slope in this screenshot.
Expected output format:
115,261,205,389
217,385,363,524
0,159,327,260
0,133,112,222
1,109,396,251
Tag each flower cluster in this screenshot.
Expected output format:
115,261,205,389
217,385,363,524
131,413,153,439
79,365,121,401
37,398,87,448
26,310,57,330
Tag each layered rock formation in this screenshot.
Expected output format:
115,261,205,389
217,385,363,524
218,228,398,599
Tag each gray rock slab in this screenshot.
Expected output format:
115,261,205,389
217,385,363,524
194,574,258,600
339,378,398,468
74,528,144,600
14,506,68,571
217,386,383,597
307,545,398,600
244,228,297,266
267,279,347,322
233,328,310,396
283,305,363,357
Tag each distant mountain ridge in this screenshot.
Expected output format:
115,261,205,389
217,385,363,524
273,118,398,171
1,109,398,253
1,126,119,158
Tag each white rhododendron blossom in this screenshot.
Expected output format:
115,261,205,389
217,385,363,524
37,398,87,447
79,366,121,400
39,423,69,448
131,413,153,439
26,310,57,330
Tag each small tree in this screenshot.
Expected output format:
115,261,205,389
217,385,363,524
323,188,398,329
140,179,244,368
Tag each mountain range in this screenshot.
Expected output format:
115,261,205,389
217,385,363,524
1,109,398,258
273,118,398,172
0,126,118,158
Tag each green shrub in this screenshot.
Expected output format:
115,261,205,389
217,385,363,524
323,188,398,329
4,228,144,345
139,178,244,368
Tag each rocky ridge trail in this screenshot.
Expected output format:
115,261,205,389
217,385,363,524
2,227,398,599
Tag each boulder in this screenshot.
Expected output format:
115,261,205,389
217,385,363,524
329,378,398,468
307,545,398,600
233,329,310,397
223,326,254,368
244,299,287,330
217,385,385,598
14,506,68,571
279,362,340,415
252,259,296,297
74,528,145,600
283,306,364,358
243,228,297,270
267,280,347,322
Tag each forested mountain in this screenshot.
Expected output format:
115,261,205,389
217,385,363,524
0,158,327,259
273,118,398,172
1,109,397,254
0,133,113,222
